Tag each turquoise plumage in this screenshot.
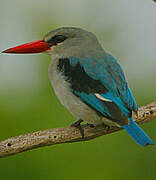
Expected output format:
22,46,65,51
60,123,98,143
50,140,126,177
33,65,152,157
68,54,154,146
4,27,154,146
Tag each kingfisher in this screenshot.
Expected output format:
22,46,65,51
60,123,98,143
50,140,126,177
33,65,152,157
2,27,154,146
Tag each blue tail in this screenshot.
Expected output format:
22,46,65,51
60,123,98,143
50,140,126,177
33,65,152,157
123,118,154,146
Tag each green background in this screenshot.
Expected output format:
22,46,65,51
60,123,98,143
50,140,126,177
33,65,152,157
0,0,156,179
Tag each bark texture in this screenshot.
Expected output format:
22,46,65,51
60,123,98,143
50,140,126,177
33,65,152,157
0,101,155,158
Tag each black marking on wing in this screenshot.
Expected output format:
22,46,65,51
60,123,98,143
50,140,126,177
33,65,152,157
74,93,128,126
57,58,108,94
100,99,129,125
57,58,128,125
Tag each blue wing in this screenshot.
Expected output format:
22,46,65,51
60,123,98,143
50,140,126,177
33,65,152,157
58,56,154,145
72,54,137,112
68,54,138,123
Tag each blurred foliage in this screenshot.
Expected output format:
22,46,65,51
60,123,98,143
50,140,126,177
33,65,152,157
0,0,156,180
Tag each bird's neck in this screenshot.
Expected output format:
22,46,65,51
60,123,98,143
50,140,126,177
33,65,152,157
50,48,106,62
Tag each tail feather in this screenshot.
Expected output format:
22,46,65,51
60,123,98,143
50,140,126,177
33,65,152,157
123,118,154,146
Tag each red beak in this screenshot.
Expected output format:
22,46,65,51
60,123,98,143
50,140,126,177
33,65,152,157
2,40,51,54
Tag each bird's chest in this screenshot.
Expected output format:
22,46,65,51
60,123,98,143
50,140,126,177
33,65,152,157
48,59,102,124
48,60,72,107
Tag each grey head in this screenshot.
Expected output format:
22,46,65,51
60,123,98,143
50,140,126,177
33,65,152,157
43,27,105,59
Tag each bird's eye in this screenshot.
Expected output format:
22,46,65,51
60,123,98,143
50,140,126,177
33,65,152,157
48,35,67,45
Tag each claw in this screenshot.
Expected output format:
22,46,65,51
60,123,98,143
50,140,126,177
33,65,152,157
70,119,84,138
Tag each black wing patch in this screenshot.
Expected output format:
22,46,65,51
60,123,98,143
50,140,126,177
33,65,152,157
57,58,108,94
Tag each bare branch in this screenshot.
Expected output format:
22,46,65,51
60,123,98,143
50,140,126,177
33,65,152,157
0,101,156,158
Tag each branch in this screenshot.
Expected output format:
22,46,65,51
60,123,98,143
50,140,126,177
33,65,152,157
0,101,156,158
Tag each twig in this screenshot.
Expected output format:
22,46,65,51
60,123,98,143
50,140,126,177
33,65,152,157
0,101,156,158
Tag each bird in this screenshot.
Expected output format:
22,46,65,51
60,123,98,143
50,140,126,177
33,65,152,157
2,27,154,146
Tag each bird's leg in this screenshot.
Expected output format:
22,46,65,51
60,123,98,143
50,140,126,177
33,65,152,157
70,119,85,139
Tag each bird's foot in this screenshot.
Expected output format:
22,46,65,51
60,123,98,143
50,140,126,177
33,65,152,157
70,119,84,139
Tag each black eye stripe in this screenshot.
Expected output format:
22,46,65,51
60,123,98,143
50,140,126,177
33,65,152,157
48,35,67,45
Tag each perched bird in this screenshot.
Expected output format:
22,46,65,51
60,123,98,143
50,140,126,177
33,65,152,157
2,27,154,146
